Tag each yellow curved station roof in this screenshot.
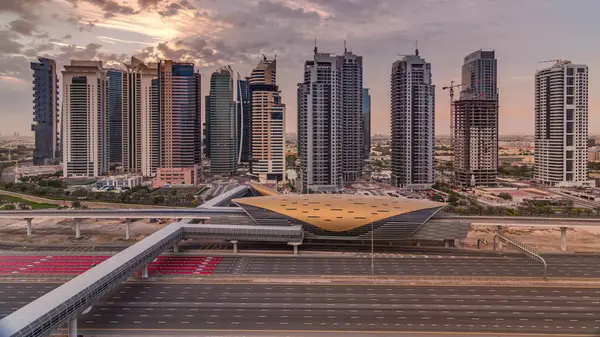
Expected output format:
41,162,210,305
232,194,445,232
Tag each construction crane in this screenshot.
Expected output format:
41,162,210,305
537,59,570,67
442,81,466,147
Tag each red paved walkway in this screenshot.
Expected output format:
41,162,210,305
0,255,221,275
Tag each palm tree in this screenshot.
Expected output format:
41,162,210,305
71,200,82,209
585,208,593,217
595,207,600,217
565,204,574,217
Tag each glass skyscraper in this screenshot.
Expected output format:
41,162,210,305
31,57,59,165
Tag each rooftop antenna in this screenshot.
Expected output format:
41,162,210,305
314,37,318,54
415,40,419,56
344,40,347,53
262,53,267,61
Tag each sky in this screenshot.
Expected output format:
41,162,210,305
0,0,599,137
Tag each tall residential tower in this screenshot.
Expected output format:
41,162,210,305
158,60,201,170
534,60,593,187
341,50,363,182
62,60,108,177
31,57,60,165
207,67,237,176
298,51,343,193
106,69,123,166
390,49,435,189
249,57,285,183
237,76,251,165
362,88,371,162
453,50,499,187
121,57,160,176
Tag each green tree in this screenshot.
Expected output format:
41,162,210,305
564,204,574,217
498,192,513,200
71,200,82,209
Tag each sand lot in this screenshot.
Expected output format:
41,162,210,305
465,224,600,252
0,218,169,246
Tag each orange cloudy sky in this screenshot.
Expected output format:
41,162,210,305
0,0,598,136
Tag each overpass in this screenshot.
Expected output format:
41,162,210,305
0,221,303,337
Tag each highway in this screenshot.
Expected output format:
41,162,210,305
3,252,600,278
211,254,600,278
3,283,600,336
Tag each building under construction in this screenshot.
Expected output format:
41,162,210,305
452,50,498,187
453,99,498,187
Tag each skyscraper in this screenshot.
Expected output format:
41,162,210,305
237,76,251,165
534,60,593,187
208,67,236,176
121,57,160,176
249,57,286,183
390,48,435,189
31,57,59,165
341,50,363,182
298,51,343,193
453,50,499,187
158,60,201,170
362,88,371,161
62,60,108,177
106,69,122,166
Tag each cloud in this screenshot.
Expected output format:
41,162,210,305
0,0,51,18
136,37,271,68
0,31,24,54
0,55,31,82
158,0,195,17
6,19,37,36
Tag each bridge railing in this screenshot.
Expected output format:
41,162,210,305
493,234,547,279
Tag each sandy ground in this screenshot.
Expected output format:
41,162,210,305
1,218,600,253
0,218,170,246
465,224,600,253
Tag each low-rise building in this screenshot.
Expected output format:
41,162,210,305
153,166,200,188
97,175,145,190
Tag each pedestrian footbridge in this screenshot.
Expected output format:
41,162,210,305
0,221,303,337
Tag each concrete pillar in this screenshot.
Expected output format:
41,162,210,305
173,244,179,253
142,265,148,278
416,240,421,247
68,317,77,337
496,225,504,251
288,242,300,255
560,227,568,252
75,220,81,239
25,218,32,237
231,240,238,254
125,219,131,240
444,240,450,248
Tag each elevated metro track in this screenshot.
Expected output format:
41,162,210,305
433,215,600,227
0,208,242,219
1,208,598,227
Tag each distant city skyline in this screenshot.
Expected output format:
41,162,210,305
0,1,599,137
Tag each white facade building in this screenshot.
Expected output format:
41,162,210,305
62,60,109,178
298,51,343,193
534,60,593,187
249,58,286,183
122,57,160,177
390,49,435,189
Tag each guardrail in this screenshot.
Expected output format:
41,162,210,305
494,234,547,279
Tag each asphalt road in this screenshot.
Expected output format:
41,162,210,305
4,283,600,336
211,254,600,278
